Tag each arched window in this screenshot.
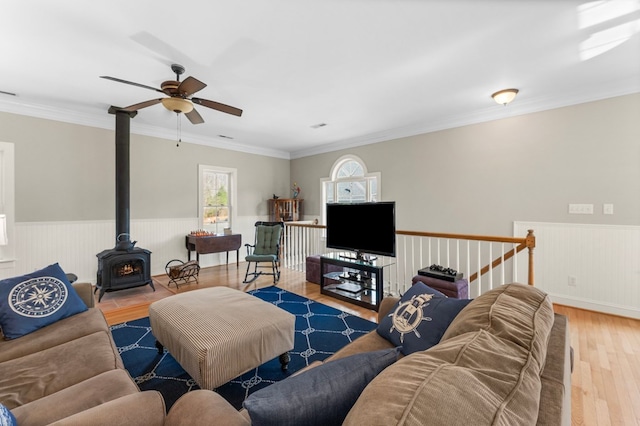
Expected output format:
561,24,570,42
321,155,380,223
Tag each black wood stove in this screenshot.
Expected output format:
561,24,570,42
95,108,154,302
96,243,153,302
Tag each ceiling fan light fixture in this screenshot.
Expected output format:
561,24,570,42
492,88,519,106
161,97,194,114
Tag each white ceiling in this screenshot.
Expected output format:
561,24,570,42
2,1,639,159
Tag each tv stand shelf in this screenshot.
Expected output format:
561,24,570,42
320,252,394,311
323,271,374,288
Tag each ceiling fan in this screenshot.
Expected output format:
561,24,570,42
100,64,243,124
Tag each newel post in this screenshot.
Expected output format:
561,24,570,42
525,229,536,286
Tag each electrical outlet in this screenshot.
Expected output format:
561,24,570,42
603,204,614,215
568,204,594,214
568,276,577,287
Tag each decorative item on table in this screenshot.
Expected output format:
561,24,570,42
272,194,279,199
291,182,301,199
190,229,215,237
223,227,232,235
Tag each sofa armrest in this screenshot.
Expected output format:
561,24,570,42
537,313,572,426
49,391,166,426
165,390,250,426
72,282,95,308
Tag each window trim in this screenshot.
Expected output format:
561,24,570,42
198,164,237,233
320,155,381,225
0,141,15,265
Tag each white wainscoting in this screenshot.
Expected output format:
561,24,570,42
514,221,640,319
0,217,261,283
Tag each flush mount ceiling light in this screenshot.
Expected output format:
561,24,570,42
491,88,519,106
161,97,194,114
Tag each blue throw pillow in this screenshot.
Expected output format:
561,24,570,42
0,403,17,426
0,263,88,339
377,282,471,355
242,347,400,426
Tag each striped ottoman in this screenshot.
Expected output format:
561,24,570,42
148,287,295,390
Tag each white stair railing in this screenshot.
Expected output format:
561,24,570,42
281,223,535,298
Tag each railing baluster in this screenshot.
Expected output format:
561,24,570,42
514,245,518,282
446,239,450,268
488,243,493,290
477,240,482,294
500,243,505,286
467,240,475,297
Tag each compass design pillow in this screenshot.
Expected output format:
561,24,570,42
377,282,471,355
0,263,87,339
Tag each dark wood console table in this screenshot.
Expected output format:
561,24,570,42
185,234,242,266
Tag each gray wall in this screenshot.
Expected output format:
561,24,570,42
0,112,291,223
291,93,640,236
4,93,636,232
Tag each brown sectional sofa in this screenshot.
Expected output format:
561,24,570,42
1,282,571,425
342,282,572,425
0,282,236,426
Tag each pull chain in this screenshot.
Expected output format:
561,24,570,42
176,113,182,147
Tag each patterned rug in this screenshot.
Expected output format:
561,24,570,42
110,286,377,410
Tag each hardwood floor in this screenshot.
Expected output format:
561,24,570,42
97,263,378,326
96,264,640,426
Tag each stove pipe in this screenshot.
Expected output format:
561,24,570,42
108,107,137,245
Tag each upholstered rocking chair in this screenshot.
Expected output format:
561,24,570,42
243,221,285,284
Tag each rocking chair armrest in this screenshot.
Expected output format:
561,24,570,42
244,243,256,256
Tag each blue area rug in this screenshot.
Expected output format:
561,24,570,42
110,286,376,410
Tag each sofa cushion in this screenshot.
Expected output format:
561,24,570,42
0,403,17,426
166,390,251,426
377,282,470,355
0,330,122,408
344,283,555,426
0,263,87,339
47,391,167,426
0,308,110,363
441,282,553,364
243,347,400,426
11,369,139,425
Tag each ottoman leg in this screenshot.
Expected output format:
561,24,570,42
279,352,291,371
155,340,164,354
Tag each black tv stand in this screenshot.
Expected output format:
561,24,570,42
339,251,377,263
320,252,394,311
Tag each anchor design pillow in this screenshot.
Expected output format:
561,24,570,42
0,263,87,339
377,282,471,355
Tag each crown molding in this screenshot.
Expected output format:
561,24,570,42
290,84,640,159
0,98,291,160
2,81,637,162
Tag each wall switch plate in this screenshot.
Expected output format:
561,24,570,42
568,204,594,214
603,204,614,215
568,276,577,287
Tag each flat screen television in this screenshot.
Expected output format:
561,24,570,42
326,201,396,260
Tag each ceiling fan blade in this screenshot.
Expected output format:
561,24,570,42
178,76,207,96
192,98,243,117
185,108,205,124
121,98,163,112
100,76,164,93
